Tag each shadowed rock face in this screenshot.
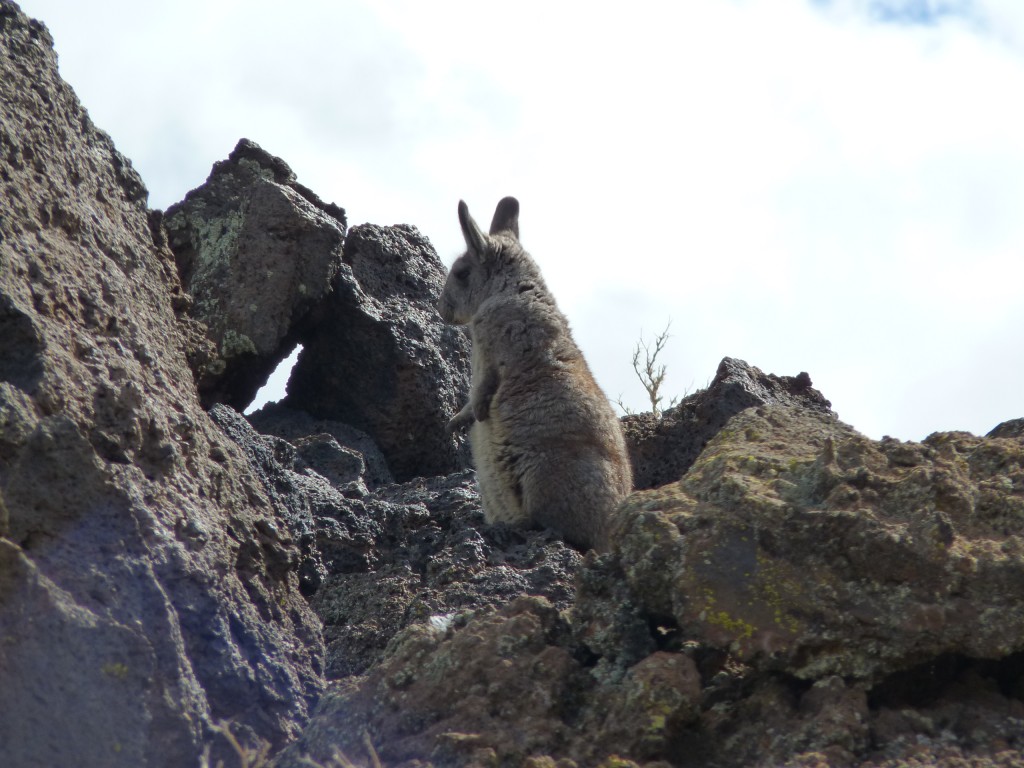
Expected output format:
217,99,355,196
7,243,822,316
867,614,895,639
163,152,471,482
0,5,322,766
209,401,583,681
163,138,347,410
284,223,472,482
989,418,1024,439
246,400,395,490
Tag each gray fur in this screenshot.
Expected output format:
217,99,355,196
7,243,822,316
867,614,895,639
437,197,633,551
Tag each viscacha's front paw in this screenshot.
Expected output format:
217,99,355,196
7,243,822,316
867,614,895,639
447,410,474,433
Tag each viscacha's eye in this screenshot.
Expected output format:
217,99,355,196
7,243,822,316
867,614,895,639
454,266,471,283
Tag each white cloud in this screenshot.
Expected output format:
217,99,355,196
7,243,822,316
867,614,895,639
18,0,1024,440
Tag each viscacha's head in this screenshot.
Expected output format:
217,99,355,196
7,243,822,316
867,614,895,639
437,196,525,325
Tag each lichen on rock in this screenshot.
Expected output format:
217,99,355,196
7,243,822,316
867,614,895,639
163,137,347,410
277,391,1024,767
602,404,1024,681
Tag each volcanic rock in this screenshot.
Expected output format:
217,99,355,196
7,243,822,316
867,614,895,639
0,6,323,765
284,222,471,481
623,356,833,490
989,418,1024,439
598,405,1024,680
247,400,394,490
278,397,1024,767
163,138,346,410
8,3,1024,765
207,404,581,683
163,141,470,482
307,470,583,679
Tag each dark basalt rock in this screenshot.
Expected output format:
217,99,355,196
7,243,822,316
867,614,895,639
208,404,583,681
280,400,1024,768
309,470,583,679
623,356,834,490
247,400,394,490
988,418,1024,439
163,151,471,482
163,138,347,411
284,223,472,482
0,6,323,765
9,3,1024,765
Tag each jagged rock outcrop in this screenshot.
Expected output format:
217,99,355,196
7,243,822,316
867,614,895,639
278,398,1024,768
623,356,832,489
247,401,394,490
277,596,705,768
164,150,471,482
989,418,1024,439
208,402,582,681
597,406,1024,681
163,138,347,410
306,470,582,679
212,401,578,678
0,5,323,765
207,404,362,598
285,222,472,481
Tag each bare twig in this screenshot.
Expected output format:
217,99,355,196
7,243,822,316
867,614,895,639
628,320,678,419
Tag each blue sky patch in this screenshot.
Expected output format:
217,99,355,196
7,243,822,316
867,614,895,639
812,0,973,26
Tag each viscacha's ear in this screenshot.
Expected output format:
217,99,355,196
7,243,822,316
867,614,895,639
459,200,489,257
488,196,519,239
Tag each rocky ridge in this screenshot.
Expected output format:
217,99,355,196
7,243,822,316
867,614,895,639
3,3,1024,767
0,5,322,765
275,388,1024,768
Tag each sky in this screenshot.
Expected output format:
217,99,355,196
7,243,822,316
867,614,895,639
16,0,1024,441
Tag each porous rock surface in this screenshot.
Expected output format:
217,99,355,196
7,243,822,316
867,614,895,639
164,150,472,482
284,222,472,481
989,418,1024,440
163,138,347,410
623,356,833,490
247,400,394,490
0,5,322,766
306,470,583,680
602,405,1024,681
278,400,1024,768
208,401,583,681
